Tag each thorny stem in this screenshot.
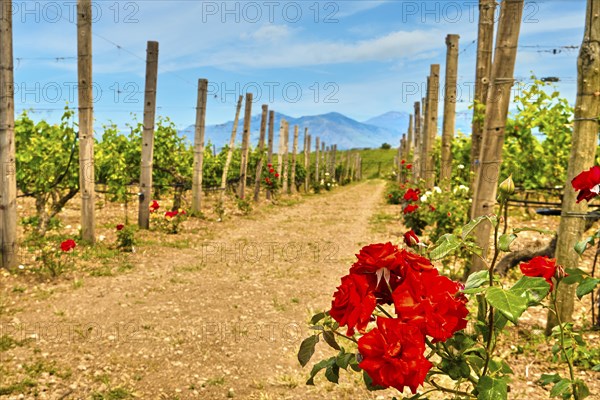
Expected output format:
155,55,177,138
376,304,394,319
331,329,358,344
482,201,504,377
428,378,476,398
552,291,579,400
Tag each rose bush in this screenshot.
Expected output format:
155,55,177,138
299,167,600,400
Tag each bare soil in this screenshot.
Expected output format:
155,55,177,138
1,180,599,399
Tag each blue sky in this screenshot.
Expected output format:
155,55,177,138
11,0,587,132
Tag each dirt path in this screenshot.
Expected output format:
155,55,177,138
1,180,404,399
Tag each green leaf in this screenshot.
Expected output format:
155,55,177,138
498,233,517,252
539,373,561,386
510,276,551,305
574,379,590,399
335,352,354,370
574,236,595,256
562,268,585,285
322,331,341,350
310,311,328,325
298,335,320,367
476,376,508,400
324,364,340,384
485,287,528,324
429,234,462,260
462,215,489,240
550,379,571,398
465,354,485,376
306,357,334,385
465,270,490,290
576,278,600,299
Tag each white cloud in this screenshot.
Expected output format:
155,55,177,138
240,25,291,42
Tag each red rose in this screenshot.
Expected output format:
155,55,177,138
350,242,404,275
403,230,419,247
398,249,435,275
269,168,275,173
406,164,412,170
358,317,432,394
116,224,124,231
520,256,565,290
401,159,406,165
403,188,420,202
149,200,160,212
60,239,77,252
403,204,419,214
330,273,377,336
572,165,600,203
429,205,436,212
275,173,280,178
393,271,468,342
165,210,178,218
447,212,452,217
267,163,272,168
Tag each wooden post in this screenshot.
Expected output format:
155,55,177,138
220,95,243,199
471,0,525,271
546,0,600,334
290,125,299,194
440,34,460,187
424,65,440,188
413,102,421,181
470,0,496,183
406,114,414,161
77,0,95,241
191,78,208,214
332,144,337,182
315,137,320,185
304,131,311,192
324,145,330,178
253,104,268,202
277,119,285,183
238,92,253,199
138,41,159,228
321,141,326,181
420,89,429,182
0,0,18,268
282,121,290,194
266,110,275,200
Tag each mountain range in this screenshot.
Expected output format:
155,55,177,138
179,110,472,150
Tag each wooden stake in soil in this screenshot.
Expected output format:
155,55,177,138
332,144,337,182
0,1,18,268
282,121,290,194
253,104,268,202
424,65,440,188
413,102,421,182
406,114,414,161
470,0,525,271
304,131,311,192
290,125,299,194
314,137,320,184
191,78,208,215
277,119,285,183
77,0,96,241
440,34,460,188
220,95,243,199
138,41,159,228
470,0,496,183
238,93,253,199
420,89,429,182
266,110,275,200
546,0,600,334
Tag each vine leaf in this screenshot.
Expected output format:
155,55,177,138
485,287,527,324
